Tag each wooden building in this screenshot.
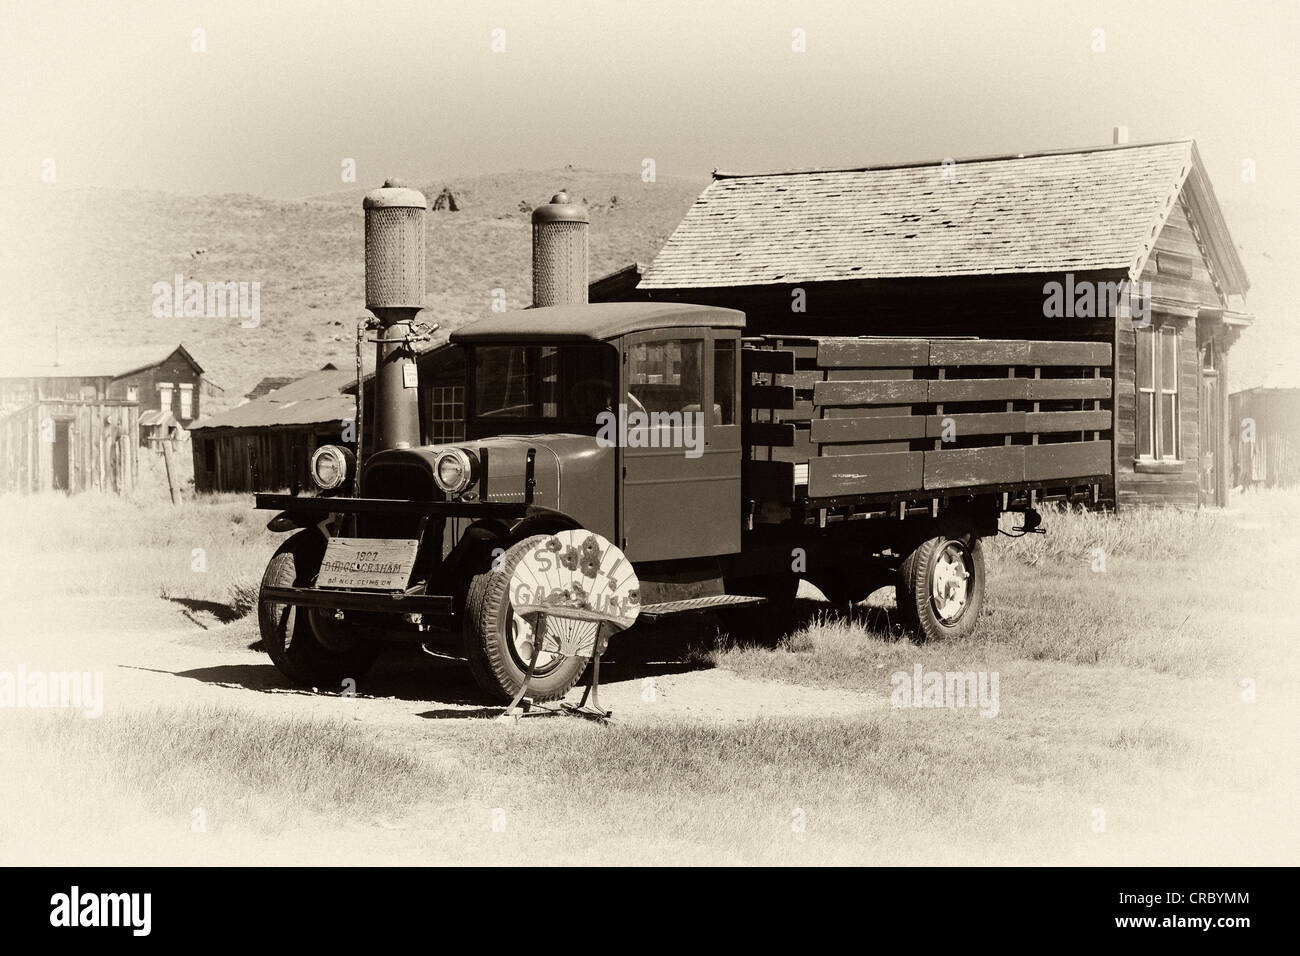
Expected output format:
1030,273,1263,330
0,344,218,444
190,365,357,492
189,345,466,492
1230,374,1300,489
0,398,139,494
598,140,1251,509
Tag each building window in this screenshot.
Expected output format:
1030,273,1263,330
429,385,465,443
179,384,193,420
126,385,139,402
158,382,173,412
1136,325,1180,460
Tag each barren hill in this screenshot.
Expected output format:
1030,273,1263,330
0,169,706,407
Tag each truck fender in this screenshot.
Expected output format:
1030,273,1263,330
266,510,313,533
508,507,583,541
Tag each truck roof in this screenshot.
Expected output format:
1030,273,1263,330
449,302,745,344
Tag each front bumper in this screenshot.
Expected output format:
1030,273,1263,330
260,584,452,617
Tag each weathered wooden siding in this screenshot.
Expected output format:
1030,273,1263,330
0,399,139,494
193,425,342,493
1230,388,1300,487
105,348,207,426
1141,201,1226,309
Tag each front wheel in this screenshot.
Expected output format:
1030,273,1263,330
895,535,986,642
258,531,383,688
462,535,590,703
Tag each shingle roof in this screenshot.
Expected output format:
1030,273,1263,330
244,376,299,401
190,367,356,430
640,141,1211,290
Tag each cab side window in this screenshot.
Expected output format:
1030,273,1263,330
627,339,703,414
713,338,736,425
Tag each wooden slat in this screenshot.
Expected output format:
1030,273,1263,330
1024,378,1112,400
745,384,795,410
1026,340,1112,366
1024,441,1113,481
814,379,928,406
923,445,1025,489
772,400,814,422
1024,410,1113,433
776,369,824,390
924,411,1026,438
743,422,796,447
769,429,816,462
816,338,930,368
742,347,795,376
807,451,924,498
744,460,795,502
930,340,1029,366
927,378,1029,402
810,415,925,444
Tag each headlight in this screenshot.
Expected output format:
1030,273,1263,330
433,447,477,494
310,444,353,491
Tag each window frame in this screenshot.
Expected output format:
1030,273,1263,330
1135,322,1182,463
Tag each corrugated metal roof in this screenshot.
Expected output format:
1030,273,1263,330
190,368,356,430
639,141,1197,289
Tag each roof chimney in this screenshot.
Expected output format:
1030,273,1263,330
1112,126,1130,145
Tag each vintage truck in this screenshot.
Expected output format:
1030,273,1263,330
254,184,1112,703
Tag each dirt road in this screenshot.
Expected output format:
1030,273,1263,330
0,591,885,729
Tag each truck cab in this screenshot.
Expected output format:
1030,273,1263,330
447,302,744,562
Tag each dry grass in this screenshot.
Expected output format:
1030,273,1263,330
0,488,274,615
0,489,1295,865
0,696,1287,865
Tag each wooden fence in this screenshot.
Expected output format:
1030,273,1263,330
743,336,1113,504
0,399,139,494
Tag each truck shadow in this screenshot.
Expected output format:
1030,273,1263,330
166,618,723,708
165,600,901,709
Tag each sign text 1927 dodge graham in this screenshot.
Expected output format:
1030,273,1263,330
254,182,1113,703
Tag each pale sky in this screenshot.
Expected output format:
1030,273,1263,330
3,0,1297,217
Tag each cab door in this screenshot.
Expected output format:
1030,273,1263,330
619,328,741,562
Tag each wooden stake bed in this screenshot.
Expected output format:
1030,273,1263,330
741,335,1114,511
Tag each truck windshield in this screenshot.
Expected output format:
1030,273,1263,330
472,344,617,425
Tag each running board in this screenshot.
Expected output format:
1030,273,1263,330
637,594,767,621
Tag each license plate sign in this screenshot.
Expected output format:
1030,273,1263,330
317,537,419,591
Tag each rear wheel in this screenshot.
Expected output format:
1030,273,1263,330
895,535,986,641
258,531,383,688
462,535,590,703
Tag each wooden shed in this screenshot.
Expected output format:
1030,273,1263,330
1230,376,1300,489
0,398,139,494
190,344,467,493
602,140,1252,509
